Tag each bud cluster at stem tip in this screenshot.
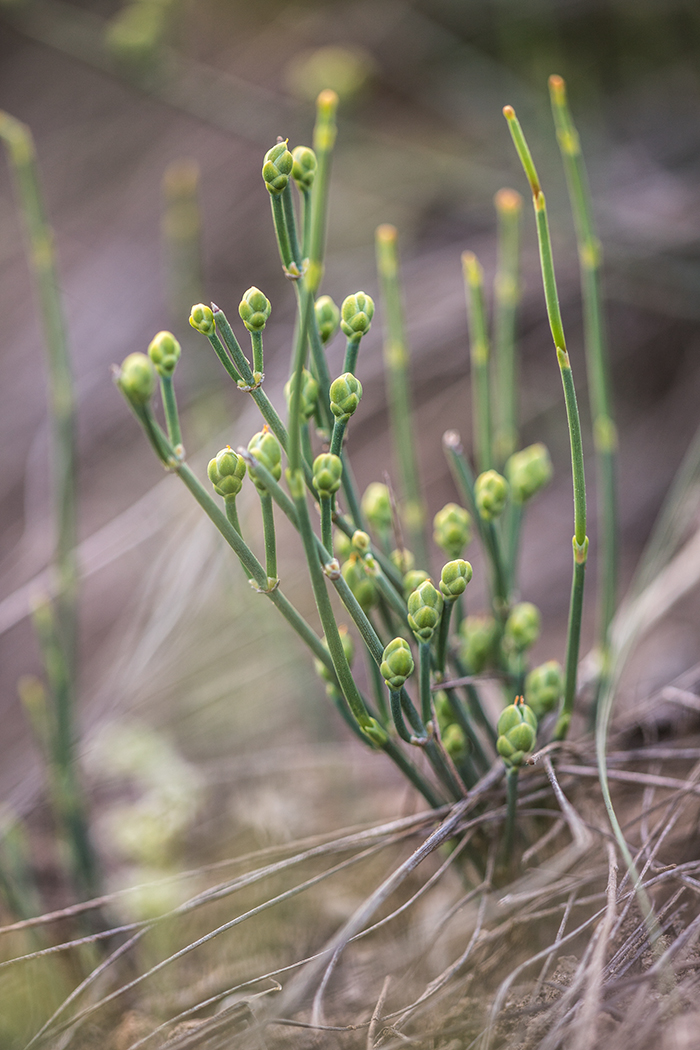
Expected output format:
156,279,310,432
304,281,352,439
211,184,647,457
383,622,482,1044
189,303,215,336
284,368,319,421
433,502,472,558
362,482,392,534
247,426,282,491
340,292,374,338
475,469,509,520
148,331,181,377
238,287,271,332
118,352,156,405
525,660,563,719
312,452,342,497
504,601,541,653
497,697,537,767
291,145,317,191
315,295,340,344
208,447,246,501
407,579,443,642
262,141,293,195
380,637,414,690
506,443,552,503
439,559,473,599
330,372,362,421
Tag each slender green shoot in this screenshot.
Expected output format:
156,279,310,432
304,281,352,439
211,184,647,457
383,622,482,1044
549,74,617,675
376,224,428,567
493,188,523,467
260,493,278,588
503,105,588,741
419,641,432,725
307,89,338,294
462,251,493,474
504,766,519,860
159,373,182,451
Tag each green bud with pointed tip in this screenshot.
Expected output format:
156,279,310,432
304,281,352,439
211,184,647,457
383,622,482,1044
340,291,375,338
315,295,340,344
312,452,342,497
475,469,509,521
238,287,272,332
433,503,472,559
504,601,541,653
284,367,319,422
291,145,317,191
497,698,538,767
403,568,429,602
390,547,414,576
247,426,282,491
262,141,293,195
439,559,473,600
506,443,553,503
525,660,563,720
189,303,216,336
341,554,377,613
334,528,353,561
362,482,392,534
363,717,389,747
330,372,362,421
442,723,467,759
380,637,414,690
207,446,247,501
459,614,498,672
118,352,157,405
407,579,444,643
148,330,181,377
352,530,371,553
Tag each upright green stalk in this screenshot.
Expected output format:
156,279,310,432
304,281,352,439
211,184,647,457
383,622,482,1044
493,188,523,468
375,224,428,566
462,251,493,474
307,89,338,295
549,75,617,676
503,105,588,741
1,112,99,901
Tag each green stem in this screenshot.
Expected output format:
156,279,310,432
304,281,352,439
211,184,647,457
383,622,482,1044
160,373,182,450
493,188,523,467
307,90,338,294
375,223,428,566
504,765,519,859
202,327,243,384
320,495,333,555
288,285,315,475
270,193,293,271
504,501,523,593
224,498,241,536
260,493,278,585
301,186,312,259
419,641,432,725
390,689,414,743
549,75,617,663
504,105,589,741
281,181,303,271
330,417,348,458
301,422,314,469
436,598,455,676
342,335,361,375
462,251,493,473
251,330,264,376
368,656,389,724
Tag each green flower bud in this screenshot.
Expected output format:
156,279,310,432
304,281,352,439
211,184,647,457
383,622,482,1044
238,287,272,332
497,698,538,767
330,372,362,421
403,569,429,602
504,602,541,653
247,426,282,491
380,637,415,690
312,452,342,497
352,530,371,553
506,443,553,503
262,141,293,195
118,352,157,405
363,717,389,747
390,547,414,575
439,559,473,600
407,579,444,643
189,303,215,336
475,470,509,521
315,295,340,344
442,723,467,759
334,528,353,561
525,660,564,720
314,626,354,684
433,690,451,729
362,482,392,534
291,145,317,191
148,330,181,377
207,446,247,501
340,291,375,338
341,554,377,613
459,615,498,672
433,503,472,559
284,368,319,422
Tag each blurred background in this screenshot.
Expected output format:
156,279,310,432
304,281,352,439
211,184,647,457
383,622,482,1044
1,0,700,907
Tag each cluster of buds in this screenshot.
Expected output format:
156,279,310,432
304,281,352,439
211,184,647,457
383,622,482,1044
312,453,343,498
148,331,181,377
118,353,156,405
247,426,282,491
284,368,319,422
291,145,317,192
433,503,472,559
475,469,509,520
525,660,563,719
380,638,414,690
341,554,377,613
503,601,541,653
315,295,340,343
189,303,216,336
330,372,363,421
362,482,392,534
439,559,473,600
407,579,443,643
497,697,538,767
506,443,552,503
262,141,293,195
238,287,272,332
207,447,246,501
340,292,374,339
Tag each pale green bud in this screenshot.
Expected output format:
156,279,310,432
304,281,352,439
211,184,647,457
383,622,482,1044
362,482,392,534
262,141,293,195
148,330,181,377
497,698,537,767
284,368,319,421
207,446,247,500
352,530,371,553
334,529,353,561
504,602,541,653
118,352,156,405
238,287,271,332
341,554,377,613
330,372,362,421
403,568,429,602
312,453,342,497
363,717,389,747
340,291,375,338
390,547,414,575
439,559,473,600
442,723,467,759
407,579,444,643
189,303,215,336
291,145,317,191
433,503,472,559
506,443,553,503
315,295,340,344
380,637,414,690
525,660,563,719
475,470,509,521
459,614,498,672
247,426,282,491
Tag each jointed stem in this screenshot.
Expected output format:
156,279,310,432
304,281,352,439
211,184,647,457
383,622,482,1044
493,188,523,467
160,373,182,450
259,493,278,585
462,251,493,474
504,766,519,860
